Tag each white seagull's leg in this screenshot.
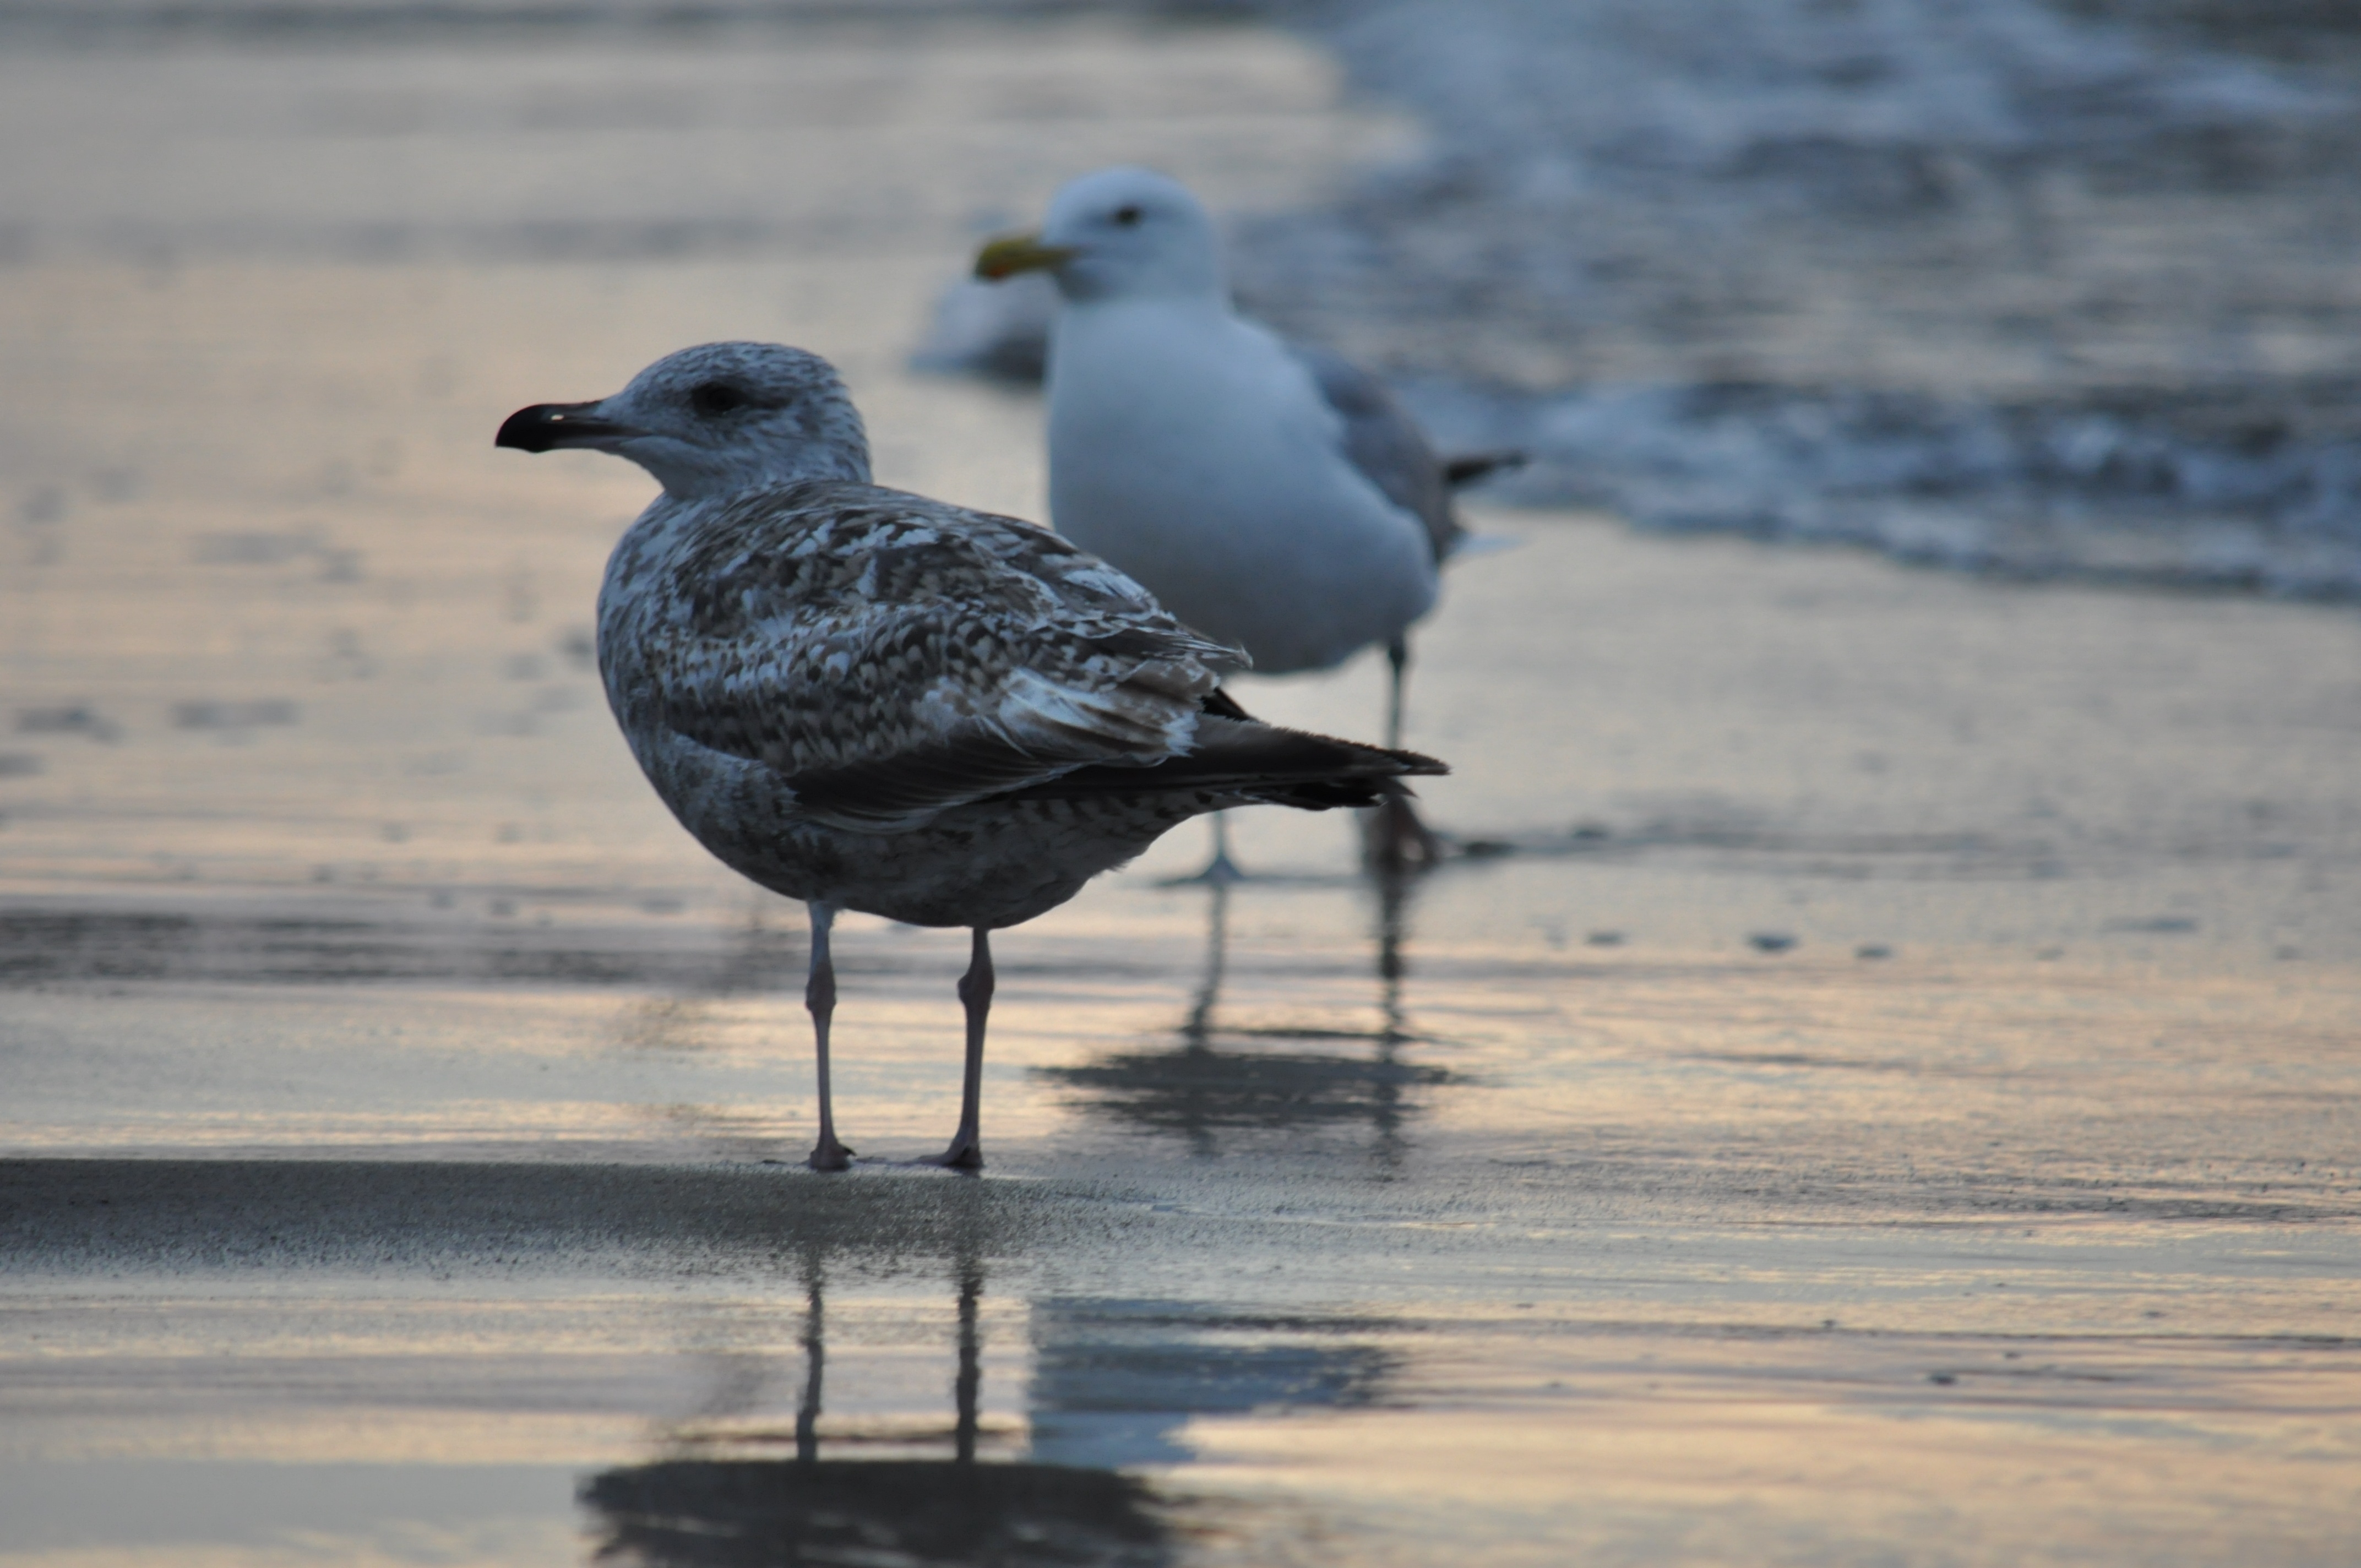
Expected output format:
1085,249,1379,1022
1162,810,1245,885
1204,811,1244,884
923,927,993,1169
1364,637,1444,873
805,901,853,1171
1385,636,1411,754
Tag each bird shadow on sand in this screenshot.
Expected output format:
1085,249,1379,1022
0,1157,1069,1278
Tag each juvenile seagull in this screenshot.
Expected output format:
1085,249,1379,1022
975,167,1515,873
497,342,1443,1171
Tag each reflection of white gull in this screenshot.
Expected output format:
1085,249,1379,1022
497,342,1442,1170
977,167,1515,874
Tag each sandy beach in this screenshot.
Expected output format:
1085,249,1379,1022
3,7,2358,1565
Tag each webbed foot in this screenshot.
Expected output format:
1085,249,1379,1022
1362,791,1444,874
919,1137,983,1171
1159,847,1245,887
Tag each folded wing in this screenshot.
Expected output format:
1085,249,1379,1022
637,483,1258,831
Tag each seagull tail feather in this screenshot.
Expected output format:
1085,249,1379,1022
994,716,1444,813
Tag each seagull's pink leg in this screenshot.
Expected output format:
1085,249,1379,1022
923,927,992,1169
805,901,854,1171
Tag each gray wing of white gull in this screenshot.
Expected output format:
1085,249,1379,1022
1287,344,1524,566
629,480,1433,835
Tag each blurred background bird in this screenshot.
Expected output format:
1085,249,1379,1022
976,166,1517,879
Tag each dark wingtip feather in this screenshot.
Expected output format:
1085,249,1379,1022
991,715,1445,810
1443,449,1528,489
1380,745,1449,777
1201,686,1255,722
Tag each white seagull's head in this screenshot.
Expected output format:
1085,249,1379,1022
496,341,872,500
973,166,1224,306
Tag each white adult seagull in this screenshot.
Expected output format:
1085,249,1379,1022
976,166,1513,874
498,341,1443,1171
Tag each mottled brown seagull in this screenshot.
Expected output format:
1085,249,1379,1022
498,341,1444,1171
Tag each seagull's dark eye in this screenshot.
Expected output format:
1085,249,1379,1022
689,382,749,417
1112,204,1143,227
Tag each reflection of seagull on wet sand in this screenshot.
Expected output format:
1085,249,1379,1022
498,341,1443,1171
586,1254,1172,1567
976,166,1519,876
585,1249,1399,1564
1041,873,1452,1164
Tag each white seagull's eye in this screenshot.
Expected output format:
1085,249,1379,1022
1112,205,1143,227
689,383,749,417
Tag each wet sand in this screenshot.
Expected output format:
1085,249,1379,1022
3,10,2359,1566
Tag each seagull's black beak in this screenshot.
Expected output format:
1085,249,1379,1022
495,401,649,454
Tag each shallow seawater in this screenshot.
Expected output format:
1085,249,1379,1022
3,8,2360,1567
1228,0,2361,594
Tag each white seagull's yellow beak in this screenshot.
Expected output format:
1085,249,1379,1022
972,232,1078,281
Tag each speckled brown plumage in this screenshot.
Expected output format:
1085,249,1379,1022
608,482,1237,830
597,472,1439,926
